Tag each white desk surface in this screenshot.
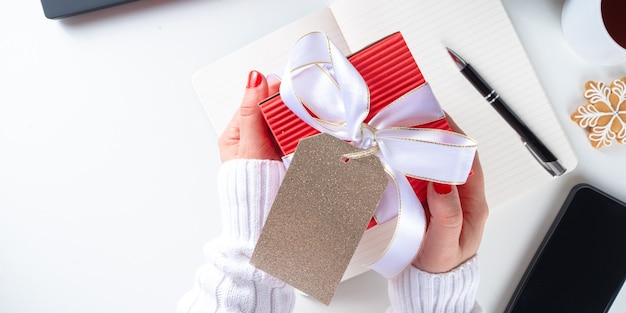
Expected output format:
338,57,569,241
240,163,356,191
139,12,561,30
1,0,625,312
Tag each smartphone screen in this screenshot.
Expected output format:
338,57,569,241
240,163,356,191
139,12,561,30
505,184,626,313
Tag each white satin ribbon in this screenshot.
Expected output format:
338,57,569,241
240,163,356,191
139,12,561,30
279,32,477,278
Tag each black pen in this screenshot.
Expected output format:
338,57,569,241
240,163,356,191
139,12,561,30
446,48,566,177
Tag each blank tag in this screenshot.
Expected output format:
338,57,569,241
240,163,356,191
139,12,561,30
250,133,388,304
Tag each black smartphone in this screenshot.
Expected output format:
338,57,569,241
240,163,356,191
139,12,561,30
504,184,626,313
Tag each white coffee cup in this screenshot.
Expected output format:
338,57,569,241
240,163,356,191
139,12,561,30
561,0,626,66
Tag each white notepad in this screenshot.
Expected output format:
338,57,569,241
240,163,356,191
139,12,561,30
192,0,577,280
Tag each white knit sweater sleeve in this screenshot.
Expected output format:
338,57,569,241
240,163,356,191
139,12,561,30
177,159,295,313
386,255,483,313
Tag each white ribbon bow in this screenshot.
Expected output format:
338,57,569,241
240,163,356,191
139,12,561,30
279,32,477,278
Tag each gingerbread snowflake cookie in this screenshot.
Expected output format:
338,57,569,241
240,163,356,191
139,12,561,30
571,77,626,148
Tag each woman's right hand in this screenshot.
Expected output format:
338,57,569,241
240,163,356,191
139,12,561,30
411,115,489,273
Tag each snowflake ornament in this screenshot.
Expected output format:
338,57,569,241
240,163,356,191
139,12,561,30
571,77,626,148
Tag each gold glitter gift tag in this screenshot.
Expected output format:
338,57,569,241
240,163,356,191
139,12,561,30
251,133,387,305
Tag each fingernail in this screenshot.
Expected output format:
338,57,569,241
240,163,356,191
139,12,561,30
266,74,281,84
433,182,452,195
247,70,263,88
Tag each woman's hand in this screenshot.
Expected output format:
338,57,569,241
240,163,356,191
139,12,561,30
412,115,489,273
218,71,281,162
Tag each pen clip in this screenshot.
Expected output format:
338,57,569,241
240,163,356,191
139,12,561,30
523,142,566,177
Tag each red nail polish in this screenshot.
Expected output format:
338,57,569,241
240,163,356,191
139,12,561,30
433,182,452,195
247,70,263,88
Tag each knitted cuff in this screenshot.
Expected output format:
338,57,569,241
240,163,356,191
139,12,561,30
217,159,285,245
387,255,480,313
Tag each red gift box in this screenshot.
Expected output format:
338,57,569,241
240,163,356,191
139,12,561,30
260,32,451,228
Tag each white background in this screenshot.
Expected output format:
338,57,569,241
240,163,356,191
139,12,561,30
1,0,626,312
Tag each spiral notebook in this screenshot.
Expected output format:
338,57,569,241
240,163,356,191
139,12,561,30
191,0,577,280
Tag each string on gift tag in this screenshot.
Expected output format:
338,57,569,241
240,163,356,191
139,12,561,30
341,145,380,163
